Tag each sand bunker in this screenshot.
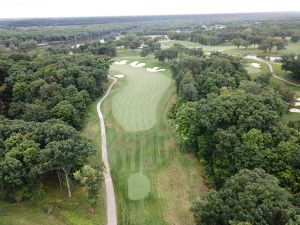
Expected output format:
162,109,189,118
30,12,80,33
130,61,139,67
114,60,128,65
251,63,261,68
296,98,300,101
146,67,166,73
290,108,300,113
294,102,300,106
245,54,258,60
135,63,146,67
114,74,125,79
129,61,146,68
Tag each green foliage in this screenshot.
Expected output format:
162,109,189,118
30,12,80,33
193,169,300,225
170,54,248,102
281,54,300,79
74,164,103,209
0,117,97,201
172,53,300,193
232,38,243,48
51,100,80,128
291,34,300,44
1,51,110,126
155,48,178,62
175,102,199,144
0,133,42,201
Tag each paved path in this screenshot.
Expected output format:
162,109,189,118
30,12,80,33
97,76,118,225
249,57,300,87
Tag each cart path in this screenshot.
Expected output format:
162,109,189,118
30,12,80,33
97,76,118,225
250,57,300,87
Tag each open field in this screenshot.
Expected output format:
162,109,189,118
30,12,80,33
104,55,207,225
161,40,233,53
162,40,300,57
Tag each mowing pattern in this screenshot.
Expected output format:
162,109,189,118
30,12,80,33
105,60,206,225
110,63,171,132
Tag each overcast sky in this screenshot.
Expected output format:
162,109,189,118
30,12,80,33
1,0,300,18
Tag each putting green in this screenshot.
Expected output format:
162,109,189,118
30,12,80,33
110,63,171,132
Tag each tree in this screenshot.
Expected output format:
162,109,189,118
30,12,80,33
0,133,42,201
175,102,199,144
155,50,167,62
281,54,300,79
179,71,199,101
74,164,103,212
192,169,300,225
291,34,300,44
51,100,80,128
41,139,95,197
259,37,277,53
233,129,266,170
232,38,243,48
247,35,263,49
186,48,204,57
275,39,286,52
241,40,251,49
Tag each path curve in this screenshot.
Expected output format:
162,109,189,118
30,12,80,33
97,76,118,225
249,57,300,87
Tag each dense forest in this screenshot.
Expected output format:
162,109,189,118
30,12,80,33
169,52,300,224
0,42,114,210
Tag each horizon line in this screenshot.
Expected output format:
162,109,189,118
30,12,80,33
1,11,300,20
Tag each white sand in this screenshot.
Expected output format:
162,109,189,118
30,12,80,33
114,74,125,79
147,67,166,73
296,98,300,101
114,60,128,65
130,61,139,67
290,108,300,113
251,63,261,68
129,61,146,68
245,54,258,60
294,102,300,106
135,63,146,68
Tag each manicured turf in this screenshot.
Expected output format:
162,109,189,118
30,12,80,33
127,172,151,200
110,63,171,131
163,40,300,57
102,55,207,225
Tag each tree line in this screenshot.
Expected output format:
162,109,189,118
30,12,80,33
168,20,300,53
168,53,300,224
0,43,115,210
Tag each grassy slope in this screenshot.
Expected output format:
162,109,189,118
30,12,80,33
104,54,207,225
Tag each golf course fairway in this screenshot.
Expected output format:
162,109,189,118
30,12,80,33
110,63,171,131
100,58,207,225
